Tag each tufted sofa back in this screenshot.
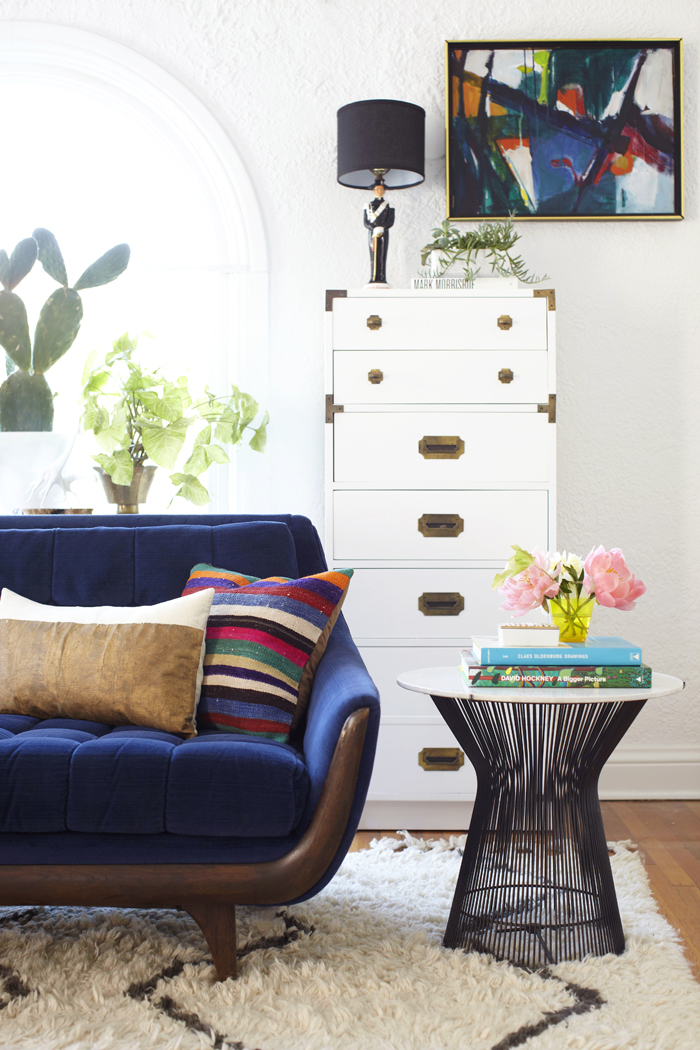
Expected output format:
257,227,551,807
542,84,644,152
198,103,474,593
0,514,326,607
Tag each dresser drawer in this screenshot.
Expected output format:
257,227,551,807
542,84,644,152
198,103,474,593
332,296,547,351
359,646,455,717
333,350,549,404
343,568,504,639
368,721,477,800
333,489,549,561
334,411,551,485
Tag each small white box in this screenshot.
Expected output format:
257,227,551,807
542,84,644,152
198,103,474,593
497,623,561,646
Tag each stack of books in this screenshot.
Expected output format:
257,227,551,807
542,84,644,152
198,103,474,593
460,624,651,689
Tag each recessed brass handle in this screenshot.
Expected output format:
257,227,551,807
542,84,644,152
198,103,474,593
367,314,382,330
497,314,513,330
418,592,465,616
418,514,464,538
498,368,514,384
419,747,464,771
368,369,384,384
418,436,465,459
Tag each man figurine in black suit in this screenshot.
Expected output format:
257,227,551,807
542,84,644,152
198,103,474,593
364,182,394,286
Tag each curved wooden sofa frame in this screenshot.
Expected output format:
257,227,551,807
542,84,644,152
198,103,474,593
0,707,370,981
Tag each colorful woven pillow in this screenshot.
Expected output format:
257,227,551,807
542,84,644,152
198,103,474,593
182,564,353,743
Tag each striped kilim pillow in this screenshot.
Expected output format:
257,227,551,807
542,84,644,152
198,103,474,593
182,564,353,743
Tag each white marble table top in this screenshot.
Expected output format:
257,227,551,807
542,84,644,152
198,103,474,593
396,667,685,705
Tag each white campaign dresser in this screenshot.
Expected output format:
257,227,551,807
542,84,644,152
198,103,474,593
324,286,557,829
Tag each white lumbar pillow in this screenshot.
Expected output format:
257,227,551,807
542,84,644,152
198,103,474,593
0,587,215,710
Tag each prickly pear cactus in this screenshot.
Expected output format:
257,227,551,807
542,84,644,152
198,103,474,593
0,370,53,431
33,288,84,373
0,230,130,432
0,291,31,371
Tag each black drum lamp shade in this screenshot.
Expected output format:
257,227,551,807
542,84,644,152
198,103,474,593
337,100,425,189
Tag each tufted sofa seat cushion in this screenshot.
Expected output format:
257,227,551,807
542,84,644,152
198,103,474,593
0,715,310,838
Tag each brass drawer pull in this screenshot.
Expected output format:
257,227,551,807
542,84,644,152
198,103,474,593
498,368,514,384
418,513,464,538
497,314,513,330
367,314,382,330
418,436,464,459
419,747,464,771
368,369,384,384
418,592,464,616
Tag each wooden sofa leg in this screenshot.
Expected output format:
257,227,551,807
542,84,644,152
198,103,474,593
186,903,237,981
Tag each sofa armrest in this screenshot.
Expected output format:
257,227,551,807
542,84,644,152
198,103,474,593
297,614,380,840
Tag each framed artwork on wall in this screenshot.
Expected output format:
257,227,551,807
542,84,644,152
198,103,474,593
446,40,683,220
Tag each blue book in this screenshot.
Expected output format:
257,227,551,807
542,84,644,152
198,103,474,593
471,635,643,666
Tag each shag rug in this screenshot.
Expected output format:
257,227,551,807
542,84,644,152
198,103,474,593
0,836,698,1050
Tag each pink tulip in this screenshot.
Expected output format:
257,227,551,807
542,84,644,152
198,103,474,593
583,546,646,610
499,547,560,616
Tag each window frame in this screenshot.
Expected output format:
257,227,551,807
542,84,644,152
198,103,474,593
0,22,269,512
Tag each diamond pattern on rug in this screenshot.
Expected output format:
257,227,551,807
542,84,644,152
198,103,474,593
0,840,697,1050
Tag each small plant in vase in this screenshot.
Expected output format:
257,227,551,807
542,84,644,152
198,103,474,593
493,545,646,643
419,218,548,284
81,333,267,511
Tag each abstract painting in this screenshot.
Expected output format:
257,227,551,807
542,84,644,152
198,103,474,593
446,40,682,219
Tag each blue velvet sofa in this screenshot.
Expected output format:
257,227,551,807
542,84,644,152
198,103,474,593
0,513,380,979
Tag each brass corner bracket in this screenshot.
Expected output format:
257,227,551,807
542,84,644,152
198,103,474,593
325,289,347,311
325,395,344,423
533,288,556,311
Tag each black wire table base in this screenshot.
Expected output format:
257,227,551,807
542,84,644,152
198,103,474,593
431,693,647,969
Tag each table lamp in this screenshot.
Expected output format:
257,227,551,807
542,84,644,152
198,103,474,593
337,99,425,288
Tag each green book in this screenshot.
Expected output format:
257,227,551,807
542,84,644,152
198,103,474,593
461,662,652,689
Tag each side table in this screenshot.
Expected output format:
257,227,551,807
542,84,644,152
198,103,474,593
397,667,684,969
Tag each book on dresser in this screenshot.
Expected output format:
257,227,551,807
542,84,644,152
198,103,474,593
471,635,643,665
460,650,652,689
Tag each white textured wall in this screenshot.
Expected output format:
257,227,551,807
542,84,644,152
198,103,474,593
2,1,698,756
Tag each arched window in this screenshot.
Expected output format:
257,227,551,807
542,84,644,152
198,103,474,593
0,22,268,512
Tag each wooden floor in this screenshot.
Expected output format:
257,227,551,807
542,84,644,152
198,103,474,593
351,800,700,979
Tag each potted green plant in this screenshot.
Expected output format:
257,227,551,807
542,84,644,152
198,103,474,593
81,333,267,512
419,218,547,285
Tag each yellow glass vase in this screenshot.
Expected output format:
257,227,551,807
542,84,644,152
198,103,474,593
550,594,595,644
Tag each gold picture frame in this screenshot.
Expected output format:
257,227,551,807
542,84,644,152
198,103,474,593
445,39,683,220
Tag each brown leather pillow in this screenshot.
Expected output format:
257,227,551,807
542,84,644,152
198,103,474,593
0,588,214,736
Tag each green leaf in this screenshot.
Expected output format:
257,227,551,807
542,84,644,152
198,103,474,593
138,382,184,422
32,287,84,373
82,394,100,431
205,442,230,464
232,385,259,426
0,290,31,370
183,441,230,477
7,238,38,291
32,229,68,286
94,404,128,453
123,367,148,391
214,409,243,446
94,449,134,486
82,369,110,396
492,545,535,590
0,369,54,431
140,416,190,469
105,332,137,366
249,410,268,452
169,472,210,506
73,243,131,291
194,425,212,446
0,250,9,290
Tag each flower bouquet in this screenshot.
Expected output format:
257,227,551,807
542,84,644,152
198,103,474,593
493,545,646,643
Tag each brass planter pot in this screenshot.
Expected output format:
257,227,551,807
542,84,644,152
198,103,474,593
94,464,157,514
